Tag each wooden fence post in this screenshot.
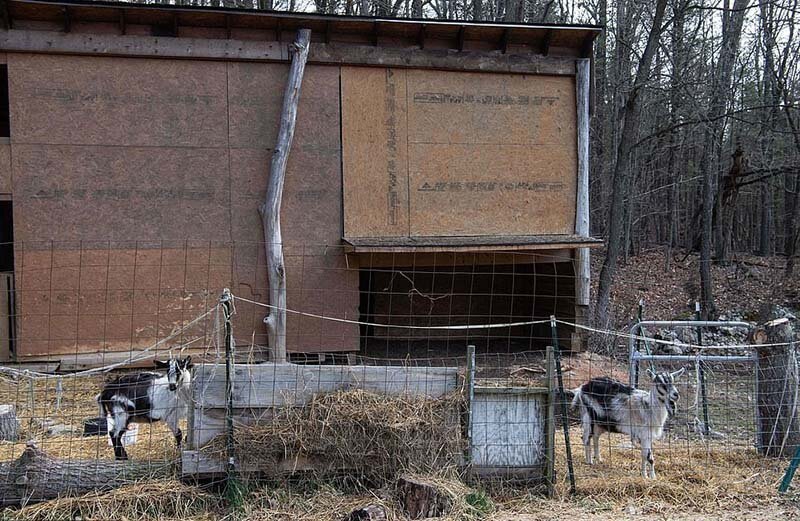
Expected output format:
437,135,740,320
260,28,311,364
545,345,556,497
753,318,800,457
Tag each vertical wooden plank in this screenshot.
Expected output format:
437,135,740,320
575,58,591,308
545,346,555,497
470,388,545,468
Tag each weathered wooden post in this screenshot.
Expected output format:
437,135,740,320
259,28,311,364
573,58,591,351
753,318,800,457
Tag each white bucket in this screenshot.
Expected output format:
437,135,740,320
106,417,139,447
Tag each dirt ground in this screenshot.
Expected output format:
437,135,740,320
594,249,800,327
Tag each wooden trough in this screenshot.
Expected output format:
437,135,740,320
182,361,555,487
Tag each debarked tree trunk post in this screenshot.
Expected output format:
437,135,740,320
0,442,170,506
753,318,800,457
259,28,311,364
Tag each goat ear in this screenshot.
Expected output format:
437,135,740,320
646,368,657,379
153,360,169,369
183,356,193,369
670,367,686,379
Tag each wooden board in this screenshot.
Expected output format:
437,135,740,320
344,235,602,253
341,67,578,240
341,67,409,238
470,387,546,468
191,363,460,409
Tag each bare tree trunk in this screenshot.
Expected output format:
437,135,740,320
759,182,773,255
698,0,749,319
595,0,669,325
753,319,800,457
260,29,311,364
0,443,169,506
472,0,482,20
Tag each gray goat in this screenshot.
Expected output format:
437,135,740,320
570,368,685,479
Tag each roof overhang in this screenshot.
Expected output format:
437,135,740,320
1,0,602,57
343,235,603,253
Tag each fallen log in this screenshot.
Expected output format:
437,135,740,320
0,404,19,441
0,441,171,506
396,475,451,519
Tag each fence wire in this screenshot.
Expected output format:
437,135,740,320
0,240,796,517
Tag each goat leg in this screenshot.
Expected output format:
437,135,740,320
582,423,593,465
593,426,601,463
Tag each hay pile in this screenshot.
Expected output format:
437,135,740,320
223,389,466,484
7,479,223,521
550,427,790,516
232,474,494,521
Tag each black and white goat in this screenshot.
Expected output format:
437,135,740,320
570,368,685,479
97,356,193,460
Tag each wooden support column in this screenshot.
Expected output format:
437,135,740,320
573,58,591,351
259,28,311,364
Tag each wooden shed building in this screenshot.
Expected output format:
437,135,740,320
0,0,601,367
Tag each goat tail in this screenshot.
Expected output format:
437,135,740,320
568,387,583,410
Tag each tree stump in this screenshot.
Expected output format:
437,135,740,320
342,504,387,521
753,318,800,456
396,476,451,519
0,441,170,506
0,405,19,441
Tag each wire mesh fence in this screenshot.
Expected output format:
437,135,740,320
0,239,796,517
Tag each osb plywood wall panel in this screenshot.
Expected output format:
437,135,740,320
11,144,230,243
341,67,577,238
7,53,358,357
341,67,409,238
9,54,228,147
14,243,232,357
